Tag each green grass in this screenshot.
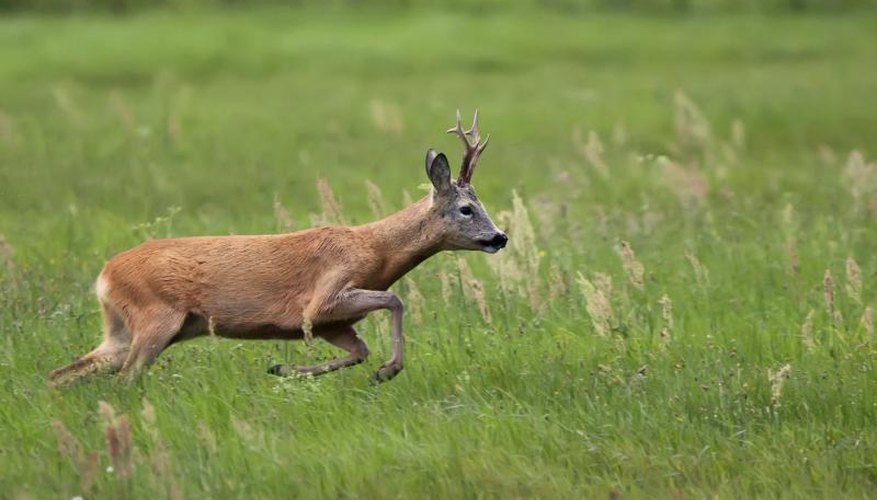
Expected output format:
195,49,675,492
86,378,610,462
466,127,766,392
1,7,876,499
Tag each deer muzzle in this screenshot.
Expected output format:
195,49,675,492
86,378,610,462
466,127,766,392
479,232,508,254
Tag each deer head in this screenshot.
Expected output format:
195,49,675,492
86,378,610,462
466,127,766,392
424,110,508,254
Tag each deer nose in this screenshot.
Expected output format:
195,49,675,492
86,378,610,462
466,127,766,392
490,232,508,249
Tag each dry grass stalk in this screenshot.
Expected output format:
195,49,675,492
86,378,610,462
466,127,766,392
845,257,862,305
673,90,712,155
456,256,492,324
0,234,14,271
232,417,268,453
438,269,454,307
659,157,708,206
109,92,136,132
843,151,877,206
486,191,542,312
801,310,816,352
547,263,567,303
273,194,295,232
593,272,613,303
197,422,218,455
402,189,414,207
861,306,873,337
768,364,792,407
52,85,82,124
658,294,673,344
403,277,425,327
731,119,746,150
365,180,388,219
618,241,645,291
530,193,562,242
573,127,609,178
612,121,628,147
780,204,799,277
823,270,842,326
51,420,86,478
785,240,800,278
141,399,183,500
98,401,134,481
818,144,837,166
486,211,523,299
316,178,346,226
576,272,612,337
370,99,404,134
781,203,796,233
684,250,709,288
166,113,181,147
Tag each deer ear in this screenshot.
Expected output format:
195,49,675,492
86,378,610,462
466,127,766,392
425,149,451,195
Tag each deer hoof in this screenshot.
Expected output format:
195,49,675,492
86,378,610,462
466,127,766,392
372,362,403,383
267,364,286,376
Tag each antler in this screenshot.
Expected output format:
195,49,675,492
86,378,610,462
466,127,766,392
446,109,489,186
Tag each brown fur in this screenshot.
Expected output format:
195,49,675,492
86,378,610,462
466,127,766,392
49,138,507,385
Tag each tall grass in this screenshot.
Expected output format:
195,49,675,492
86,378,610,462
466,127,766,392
0,7,876,498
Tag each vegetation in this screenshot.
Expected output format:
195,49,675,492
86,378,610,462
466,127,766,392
1,7,876,498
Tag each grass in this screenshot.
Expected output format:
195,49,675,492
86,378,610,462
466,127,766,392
1,7,876,499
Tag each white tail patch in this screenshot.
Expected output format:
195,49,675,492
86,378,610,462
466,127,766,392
95,273,110,302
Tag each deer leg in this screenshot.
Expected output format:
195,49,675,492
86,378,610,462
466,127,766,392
267,326,370,377
118,308,186,382
312,288,404,382
48,301,131,387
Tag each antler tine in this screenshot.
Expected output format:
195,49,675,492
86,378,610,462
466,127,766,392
467,108,481,143
446,109,471,147
446,109,489,186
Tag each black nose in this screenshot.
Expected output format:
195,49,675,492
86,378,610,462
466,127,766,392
490,233,508,249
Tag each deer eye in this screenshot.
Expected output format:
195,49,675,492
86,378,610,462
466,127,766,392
459,206,473,216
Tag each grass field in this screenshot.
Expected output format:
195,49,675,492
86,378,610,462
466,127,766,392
1,7,876,498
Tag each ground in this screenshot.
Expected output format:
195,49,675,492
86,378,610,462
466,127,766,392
0,8,875,498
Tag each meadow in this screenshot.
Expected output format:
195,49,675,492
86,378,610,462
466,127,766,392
1,7,876,498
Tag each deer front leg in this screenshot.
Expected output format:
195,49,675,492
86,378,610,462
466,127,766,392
314,288,405,382
267,326,370,377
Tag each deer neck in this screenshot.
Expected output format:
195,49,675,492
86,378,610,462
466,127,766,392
357,195,444,288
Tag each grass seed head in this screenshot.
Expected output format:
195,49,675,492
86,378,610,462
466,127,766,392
573,127,609,178
0,233,15,271
618,240,645,291
823,270,842,325
273,194,295,232
861,306,873,336
768,364,792,407
684,250,709,288
365,180,388,219
577,272,612,337
845,257,862,305
801,310,816,352
403,277,425,327
316,178,346,226
438,269,453,307
456,256,492,325
370,99,404,134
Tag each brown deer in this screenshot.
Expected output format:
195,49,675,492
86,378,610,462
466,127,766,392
48,110,507,386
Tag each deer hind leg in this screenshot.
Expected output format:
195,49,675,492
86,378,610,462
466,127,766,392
268,326,370,377
118,306,186,383
48,301,132,387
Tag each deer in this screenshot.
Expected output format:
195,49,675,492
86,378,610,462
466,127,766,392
48,110,507,386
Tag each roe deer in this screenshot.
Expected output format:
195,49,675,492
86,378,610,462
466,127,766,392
49,110,507,385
